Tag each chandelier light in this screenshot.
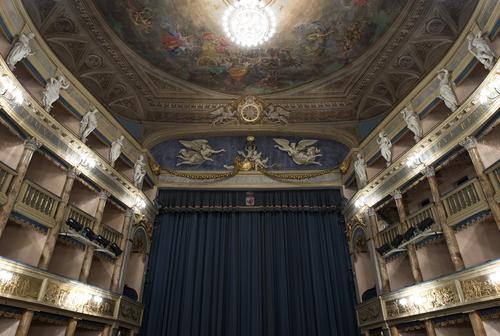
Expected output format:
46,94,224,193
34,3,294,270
223,0,276,48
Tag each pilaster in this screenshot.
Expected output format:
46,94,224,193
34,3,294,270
367,208,391,294
111,208,134,292
14,310,33,336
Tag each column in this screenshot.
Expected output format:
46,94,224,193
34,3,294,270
460,136,500,229
424,319,437,336
424,166,465,270
469,311,487,336
79,191,109,282
393,190,423,283
38,167,79,269
15,310,33,336
64,319,78,336
0,138,41,238
367,208,391,293
389,326,399,336
102,325,112,336
111,209,134,292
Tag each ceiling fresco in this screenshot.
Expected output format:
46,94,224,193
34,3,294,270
94,0,407,95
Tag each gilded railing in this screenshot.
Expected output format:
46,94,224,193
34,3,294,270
100,224,123,246
0,161,15,204
406,203,437,230
65,205,96,230
14,180,60,227
377,224,401,247
0,256,143,327
442,179,488,226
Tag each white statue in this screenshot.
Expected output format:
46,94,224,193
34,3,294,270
265,106,289,125
437,69,458,111
110,135,124,166
6,33,35,70
238,144,269,171
79,107,98,142
176,140,225,166
401,105,423,141
377,132,392,166
354,153,368,188
467,32,496,70
273,138,322,165
41,75,70,112
210,106,237,125
133,155,147,187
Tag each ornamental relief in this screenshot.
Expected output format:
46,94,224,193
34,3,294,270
461,276,500,302
0,272,41,300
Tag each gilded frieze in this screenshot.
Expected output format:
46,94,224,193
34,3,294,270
0,270,41,300
461,275,500,302
119,298,143,325
357,298,382,327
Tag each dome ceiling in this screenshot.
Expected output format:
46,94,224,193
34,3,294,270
93,0,407,95
22,0,477,143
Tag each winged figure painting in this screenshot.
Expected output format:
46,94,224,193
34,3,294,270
176,139,225,166
273,139,322,166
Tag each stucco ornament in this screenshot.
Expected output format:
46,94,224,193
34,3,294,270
110,135,125,166
210,106,237,125
273,139,322,165
437,69,458,112
79,107,98,143
467,32,496,70
6,33,35,70
133,155,147,187
176,140,226,166
265,106,289,125
226,139,269,171
401,105,423,141
354,153,368,188
377,131,392,166
41,75,70,112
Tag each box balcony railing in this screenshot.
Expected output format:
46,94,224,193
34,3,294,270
64,205,96,231
406,203,438,230
0,161,15,205
486,160,500,202
442,178,488,226
100,224,123,246
377,224,401,248
14,180,61,228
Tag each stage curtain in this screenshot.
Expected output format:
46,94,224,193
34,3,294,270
141,190,358,336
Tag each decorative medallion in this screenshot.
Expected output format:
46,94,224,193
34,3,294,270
238,96,263,123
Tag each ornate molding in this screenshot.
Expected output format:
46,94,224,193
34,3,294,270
459,136,478,150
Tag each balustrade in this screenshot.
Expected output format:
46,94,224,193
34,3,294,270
13,180,60,227
406,203,438,230
442,179,488,226
0,161,15,204
64,205,96,231
100,224,123,246
486,160,500,202
377,224,401,248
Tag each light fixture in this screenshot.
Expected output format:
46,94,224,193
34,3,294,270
0,270,13,282
354,195,367,209
134,196,146,210
223,0,276,48
0,74,24,105
406,153,423,168
92,295,103,304
478,77,500,105
488,270,500,284
398,298,408,306
79,152,96,169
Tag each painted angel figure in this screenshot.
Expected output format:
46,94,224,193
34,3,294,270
110,135,125,166
265,106,289,125
176,139,225,166
6,33,35,70
133,155,147,188
41,75,70,112
354,153,367,188
273,138,322,165
401,105,423,142
377,132,392,167
210,106,237,125
79,107,98,142
467,32,496,70
437,69,458,112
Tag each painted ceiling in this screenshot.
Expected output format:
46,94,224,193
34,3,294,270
94,0,407,95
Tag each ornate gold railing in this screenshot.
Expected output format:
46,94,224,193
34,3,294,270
65,205,96,230
14,180,60,228
406,203,437,230
486,160,500,202
377,224,401,247
0,161,15,205
100,224,123,246
442,178,488,226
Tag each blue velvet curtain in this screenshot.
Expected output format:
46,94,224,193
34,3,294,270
141,190,358,336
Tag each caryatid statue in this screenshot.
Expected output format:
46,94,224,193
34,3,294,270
6,33,35,70
110,135,125,167
467,32,496,70
354,153,368,188
437,69,458,112
79,107,98,143
377,131,393,167
41,75,70,112
401,105,423,142
133,155,147,188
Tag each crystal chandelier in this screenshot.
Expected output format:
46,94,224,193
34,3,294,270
223,0,276,48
